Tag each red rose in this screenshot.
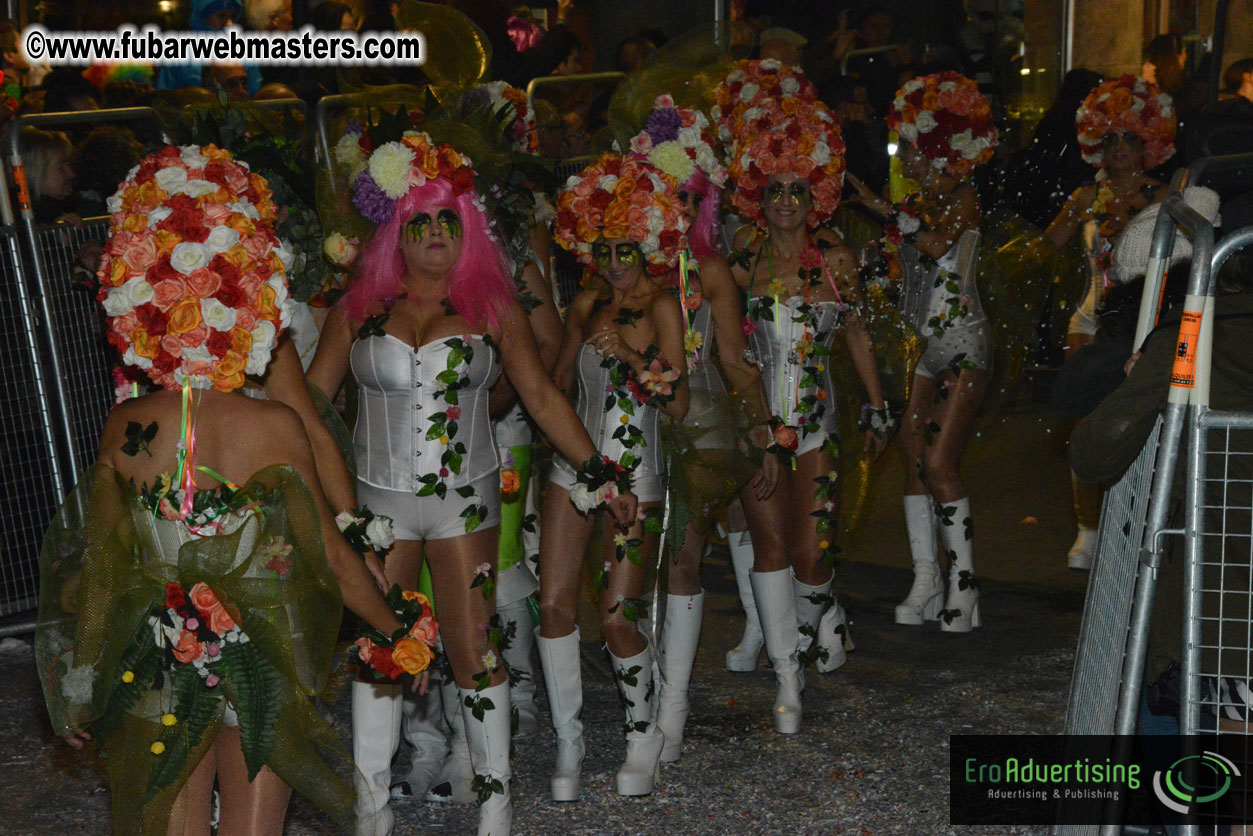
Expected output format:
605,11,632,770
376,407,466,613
450,166,475,195
207,329,233,358
153,351,179,375
659,229,681,251
214,282,244,308
742,315,757,337
590,191,611,210
166,582,187,610
209,254,241,285
368,645,403,680
136,303,169,337
358,132,375,154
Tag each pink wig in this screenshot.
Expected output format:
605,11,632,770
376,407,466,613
507,16,545,52
341,178,516,329
683,168,722,263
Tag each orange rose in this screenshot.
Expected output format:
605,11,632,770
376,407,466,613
500,468,521,496
228,214,256,237
153,229,181,256
212,370,245,392
229,326,253,355
108,258,129,286
167,298,203,335
131,328,160,360
172,630,204,663
189,581,237,632
121,213,147,233
773,424,799,451
215,349,248,378
391,637,434,675
401,590,432,608
255,285,279,320
408,613,439,644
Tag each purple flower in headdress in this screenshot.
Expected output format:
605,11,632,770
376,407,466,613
344,119,364,136
352,173,395,225
645,108,681,144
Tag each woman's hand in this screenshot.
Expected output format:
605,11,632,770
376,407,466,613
410,669,430,695
606,491,639,528
363,550,389,593
64,728,92,750
863,428,888,461
587,328,642,371
747,453,780,501
846,173,889,215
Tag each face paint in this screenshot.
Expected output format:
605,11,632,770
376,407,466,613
592,242,642,271
405,212,431,243
679,190,704,211
766,181,811,204
437,208,462,239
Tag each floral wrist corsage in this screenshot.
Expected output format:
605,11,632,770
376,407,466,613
605,345,681,409
353,586,440,680
568,454,634,514
766,417,800,461
861,404,897,440
335,506,396,555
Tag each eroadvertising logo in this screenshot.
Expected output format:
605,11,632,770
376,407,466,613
1152,752,1240,815
950,735,1248,827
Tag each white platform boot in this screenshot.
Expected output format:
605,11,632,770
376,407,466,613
750,569,804,734
793,574,852,673
497,593,539,739
725,530,764,672
654,592,703,762
535,628,585,801
938,497,982,632
461,680,513,836
351,680,402,836
896,494,945,625
610,645,665,796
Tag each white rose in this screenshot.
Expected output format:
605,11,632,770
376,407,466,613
567,482,595,513
181,146,210,168
182,180,219,198
169,242,211,275
811,142,831,166
204,225,240,254
247,320,277,373
146,206,172,228
739,82,760,103
102,286,133,316
898,123,919,144
154,166,188,193
334,132,364,169
122,274,155,307
646,211,664,235
228,201,260,220
181,344,212,363
914,111,938,134
780,76,800,95
274,241,293,271
597,174,618,192
365,517,395,550
677,126,701,148
123,345,153,369
334,510,356,530
938,81,957,93
727,70,745,84
106,193,122,214
200,297,238,331
323,232,359,267
759,59,781,70
743,105,763,123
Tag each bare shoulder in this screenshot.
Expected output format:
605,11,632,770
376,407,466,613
818,234,858,274
569,287,601,321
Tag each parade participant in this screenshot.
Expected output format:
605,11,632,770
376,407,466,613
308,130,637,836
1044,75,1174,570
625,93,777,762
35,144,417,836
849,70,999,632
727,95,888,727
546,152,689,798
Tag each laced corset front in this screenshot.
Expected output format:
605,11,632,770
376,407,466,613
350,334,502,491
897,228,984,337
747,297,843,442
565,343,663,479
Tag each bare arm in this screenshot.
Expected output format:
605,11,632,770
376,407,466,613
550,290,595,397
488,258,564,417
703,254,770,425
1045,186,1094,251
262,338,358,514
306,304,353,401
647,291,690,422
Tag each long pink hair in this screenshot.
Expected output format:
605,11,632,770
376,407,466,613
342,179,515,329
683,169,722,263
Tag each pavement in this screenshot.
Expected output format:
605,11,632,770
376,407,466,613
0,374,1090,835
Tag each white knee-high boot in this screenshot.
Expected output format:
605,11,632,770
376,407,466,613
725,531,764,672
425,676,475,804
896,494,945,625
396,673,449,800
793,574,852,673
497,593,539,739
654,591,704,762
609,645,665,796
461,680,512,836
938,497,981,632
750,569,803,734
352,680,402,836
535,628,585,801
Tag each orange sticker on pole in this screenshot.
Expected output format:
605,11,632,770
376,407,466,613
11,164,30,213
1170,310,1203,388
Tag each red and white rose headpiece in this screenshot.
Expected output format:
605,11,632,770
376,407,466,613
727,100,846,228
97,144,293,393
711,58,817,144
628,94,727,188
887,71,998,179
1075,75,1176,171
553,152,689,275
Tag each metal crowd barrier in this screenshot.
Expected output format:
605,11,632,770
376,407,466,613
1055,155,1253,836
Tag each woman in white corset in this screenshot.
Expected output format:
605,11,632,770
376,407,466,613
850,71,1000,634
543,152,689,801
726,97,888,733
620,94,779,764
308,132,636,836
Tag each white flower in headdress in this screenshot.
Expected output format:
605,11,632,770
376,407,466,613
180,146,210,169
183,180,219,198
739,82,760,103
204,225,240,254
780,76,800,95
811,142,831,166
597,174,619,191
121,274,155,307
369,141,418,200
169,242,211,276
914,111,938,134
154,166,188,194
334,132,367,177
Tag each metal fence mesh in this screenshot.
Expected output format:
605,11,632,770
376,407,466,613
0,229,63,619
32,219,114,476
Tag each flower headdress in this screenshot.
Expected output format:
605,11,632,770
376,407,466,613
1075,74,1176,171
554,152,689,275
97,144,293,393
887,71,998,179
468,81,535,153
727,101,846,228
627,94,727,188
711,58,817,144
339,126,479,225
